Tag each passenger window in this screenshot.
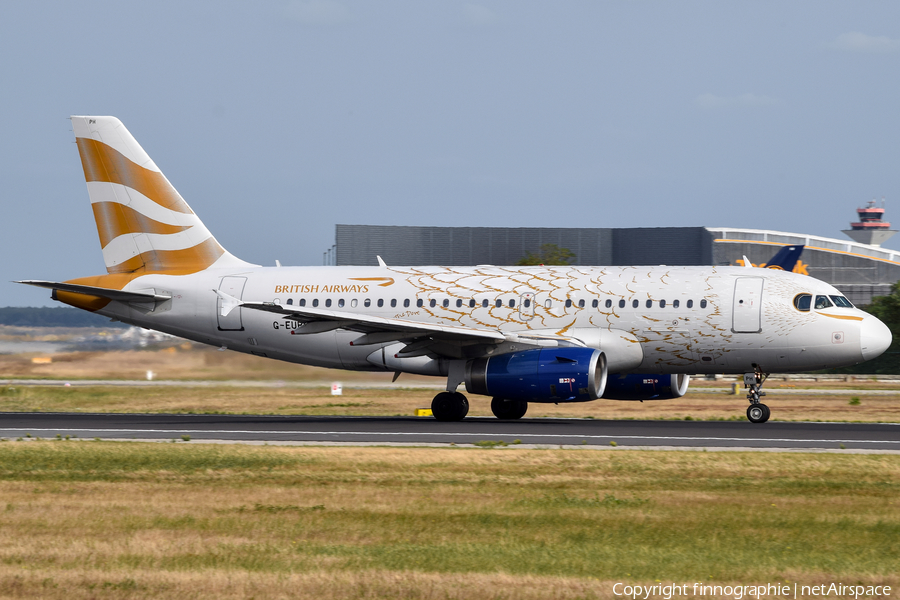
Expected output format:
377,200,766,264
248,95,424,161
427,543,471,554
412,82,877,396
544,299,552,308
578,299,585,308
565,299,572,308
469,299,476,308
442,299,449,308
814,295,833,309
377,299,384,308
524,299,531,308
687,300,693,308
592,299,598,308
430,299,437,308
605,299,612,308
794,294,811,312
299,299,306,307
364,299,371,307
351,299,358,308
403,299,409,308
495,299,502,308
672,299,679,308
660,299,666,308
618,299,625,308
646,299,653,309
391,299,397,308
509,299,516,308
830,295,854,308
456,299,463,308
338,299,344,308
325,299,332,308
632,299,639,308
286,298,293,306
312,299,319,307
482,299,489,308
700,299,707,309
416,299,423,308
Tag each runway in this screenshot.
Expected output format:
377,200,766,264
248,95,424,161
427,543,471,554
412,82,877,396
1,412,898,450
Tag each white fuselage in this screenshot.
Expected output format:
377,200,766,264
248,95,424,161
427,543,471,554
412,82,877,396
88,264,882,377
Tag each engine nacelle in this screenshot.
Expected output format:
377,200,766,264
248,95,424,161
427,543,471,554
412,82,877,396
602,373,690,401
465,348,607,403
365,343,449,377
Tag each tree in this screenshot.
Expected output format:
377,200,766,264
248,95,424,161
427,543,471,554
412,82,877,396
516,244,576,266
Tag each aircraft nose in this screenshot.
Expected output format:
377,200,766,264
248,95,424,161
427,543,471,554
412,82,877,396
860,316,892,362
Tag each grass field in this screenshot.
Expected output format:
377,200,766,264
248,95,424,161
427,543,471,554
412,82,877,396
0,442,897,599
2,383,900,423
2,346,900,422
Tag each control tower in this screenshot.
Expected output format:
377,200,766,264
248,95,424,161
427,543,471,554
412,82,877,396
842,198,897,247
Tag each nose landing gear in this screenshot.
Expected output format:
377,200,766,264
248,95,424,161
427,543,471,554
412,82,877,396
744,368,770,423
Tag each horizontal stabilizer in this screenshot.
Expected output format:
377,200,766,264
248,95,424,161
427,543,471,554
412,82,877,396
16,280,170,303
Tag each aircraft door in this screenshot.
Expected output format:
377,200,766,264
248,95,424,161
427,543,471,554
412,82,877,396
217,276,247,331
519,292,535,320
732,277,764,333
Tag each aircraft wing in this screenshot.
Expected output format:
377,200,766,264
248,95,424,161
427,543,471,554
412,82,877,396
216,290,579,356
17,280,171,303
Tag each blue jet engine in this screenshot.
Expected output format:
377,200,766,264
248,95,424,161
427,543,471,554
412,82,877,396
601,373,690,401
465,348,607,402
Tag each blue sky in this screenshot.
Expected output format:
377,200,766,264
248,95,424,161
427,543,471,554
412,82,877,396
2,1,899,306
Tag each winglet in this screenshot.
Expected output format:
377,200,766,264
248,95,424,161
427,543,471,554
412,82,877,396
742,255,753,268
213,289,243,317
377,255,387,267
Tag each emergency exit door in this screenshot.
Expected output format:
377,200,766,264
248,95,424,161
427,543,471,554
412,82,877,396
519,292,535,320
732,277,763,333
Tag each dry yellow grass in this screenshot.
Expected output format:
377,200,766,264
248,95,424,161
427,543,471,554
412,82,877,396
0,444,897,599
1,346,899,421
0,344,387,382
0,383,898,422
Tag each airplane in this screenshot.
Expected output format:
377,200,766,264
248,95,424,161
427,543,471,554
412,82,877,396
736,244,806,274
761,244,805,272
18,116,893,424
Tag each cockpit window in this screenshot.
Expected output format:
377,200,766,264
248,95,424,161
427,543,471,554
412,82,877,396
814,295,833,310
794,294,811,312
830,295,854,308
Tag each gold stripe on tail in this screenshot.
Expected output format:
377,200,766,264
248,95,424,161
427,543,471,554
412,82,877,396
92,202,191,248
106,236,226,275
76,137,193,214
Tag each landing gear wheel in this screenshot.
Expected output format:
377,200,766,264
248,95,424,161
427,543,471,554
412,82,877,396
432,392,469,422
491,397,528,420
747,403,770,424
744,366,771,424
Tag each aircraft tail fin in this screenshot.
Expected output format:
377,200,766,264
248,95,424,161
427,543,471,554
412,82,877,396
70,116,251,275
763,245,804,272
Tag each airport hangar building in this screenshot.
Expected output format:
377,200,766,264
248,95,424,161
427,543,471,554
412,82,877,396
331,225,900,306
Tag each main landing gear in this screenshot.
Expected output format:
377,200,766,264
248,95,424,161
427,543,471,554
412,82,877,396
491,397,528,420
744,367,770,424
431,391,469,422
